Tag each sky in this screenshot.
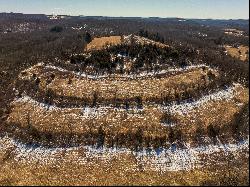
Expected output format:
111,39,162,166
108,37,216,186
0,0,249,19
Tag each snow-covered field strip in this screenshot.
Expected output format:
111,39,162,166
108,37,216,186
45,64,211,79
24,62,212,80
11,95,146,119
13,83,240,116
0,136,248,172
160,83,240,115
12,95,112,119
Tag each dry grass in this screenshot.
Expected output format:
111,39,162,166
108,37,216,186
6,83,248,146
86,35,169,51
224,45,249,61
7,102,165,136
2,68,249,186
131,35,169,48
0,146,248,186
19,64,219,103
176,99,248,143
176,85,249,133
86,36,122,51
8,62,249,147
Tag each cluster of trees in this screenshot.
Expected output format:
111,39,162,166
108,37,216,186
198,47,249,86
138,29,165,43
50,26,63,33
84,31,92,43
69,42,200,75
230,103,249,141
0,26,93,120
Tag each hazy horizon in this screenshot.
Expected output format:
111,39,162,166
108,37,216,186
0,0,249,19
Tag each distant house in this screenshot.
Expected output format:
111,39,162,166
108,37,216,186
47,14,69,20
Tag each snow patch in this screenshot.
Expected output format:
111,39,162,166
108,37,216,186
160,84,239,115
0,136,248,172
44,63,211,79
12,95,110,119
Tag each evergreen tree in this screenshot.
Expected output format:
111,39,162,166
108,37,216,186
84,32,92,44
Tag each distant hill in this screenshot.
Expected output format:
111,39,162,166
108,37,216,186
0,12,48,20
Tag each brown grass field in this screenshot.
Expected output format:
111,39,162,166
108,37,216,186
224,45,249,61
0,141,248,186
18,63,220,104
86,35,169,51
86,36,122,51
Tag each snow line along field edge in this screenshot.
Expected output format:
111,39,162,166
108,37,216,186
12,83,241,116
0,136,248,172
23,62,212,80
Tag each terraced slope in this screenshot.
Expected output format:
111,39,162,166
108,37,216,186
6,80,249,147
0,36,249,185
17,63,222,107
4,61,249,148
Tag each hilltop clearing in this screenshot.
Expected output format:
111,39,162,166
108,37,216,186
86,35,169,51
86,36,122,51
224,45,249,62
